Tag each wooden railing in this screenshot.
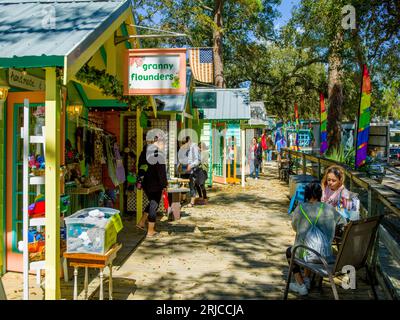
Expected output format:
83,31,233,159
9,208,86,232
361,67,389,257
283,148,400,299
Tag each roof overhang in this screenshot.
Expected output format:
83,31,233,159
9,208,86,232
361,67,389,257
64,1,131,84
0,0,132,84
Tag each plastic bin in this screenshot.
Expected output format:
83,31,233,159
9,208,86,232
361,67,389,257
288,174,319,198
64,207,123,254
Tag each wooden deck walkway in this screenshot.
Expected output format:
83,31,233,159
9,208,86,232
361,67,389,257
2,162,388,300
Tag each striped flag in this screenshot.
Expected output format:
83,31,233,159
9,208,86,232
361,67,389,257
355,64,371,168
189,48,214,83
320,93,328,155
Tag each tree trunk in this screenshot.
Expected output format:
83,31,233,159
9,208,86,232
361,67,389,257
213,0,225,88
327,32,344,153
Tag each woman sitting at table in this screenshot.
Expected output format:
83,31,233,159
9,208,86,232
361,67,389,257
321,165,360,222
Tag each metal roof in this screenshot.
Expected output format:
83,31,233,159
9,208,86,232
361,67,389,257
154,68,192,112
0,0,130,67
195,87,250,120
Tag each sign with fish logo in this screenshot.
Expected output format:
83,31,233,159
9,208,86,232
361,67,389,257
124,48,187,95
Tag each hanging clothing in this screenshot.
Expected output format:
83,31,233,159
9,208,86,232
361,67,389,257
94,132,103,164
104,135,119,186
114,142,126,184
84,129,95,165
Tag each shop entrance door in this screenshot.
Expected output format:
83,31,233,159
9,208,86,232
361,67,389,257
6,92,45,272
121,114,170,216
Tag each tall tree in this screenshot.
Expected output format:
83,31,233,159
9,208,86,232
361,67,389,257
288,0,347,152
213,0,225,87
132,0,280,88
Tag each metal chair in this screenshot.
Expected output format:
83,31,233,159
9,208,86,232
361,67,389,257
288,184,306,214
284,215,383,300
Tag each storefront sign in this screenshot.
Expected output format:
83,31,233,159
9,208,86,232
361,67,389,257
192,91,217,109
8,68,45,91
124,48,186,95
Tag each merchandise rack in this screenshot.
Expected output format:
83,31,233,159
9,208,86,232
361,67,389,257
21,99,68,300
21,99,47,299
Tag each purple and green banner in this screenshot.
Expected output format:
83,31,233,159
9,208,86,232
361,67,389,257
320,93,328,155
355,65,371,168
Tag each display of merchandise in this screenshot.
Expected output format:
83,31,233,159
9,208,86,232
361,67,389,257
65,207,123,254
21,102,70,300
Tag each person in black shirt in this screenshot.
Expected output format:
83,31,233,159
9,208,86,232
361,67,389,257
136,136,168,237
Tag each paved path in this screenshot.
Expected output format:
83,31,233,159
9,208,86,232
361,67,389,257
112,163,294,299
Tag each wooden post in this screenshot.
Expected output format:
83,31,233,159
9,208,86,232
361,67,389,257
45,67,61,300
317,158,321,181
222,128,226,181
233,144,237,182
367,187,374,218
241,128,245,187
367,186,381,283
349,177,354,192
119,114,124,212
22,100,29,300
136,108,143,224
169,114,177,178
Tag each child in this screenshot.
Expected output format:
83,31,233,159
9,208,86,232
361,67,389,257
286,183,340,295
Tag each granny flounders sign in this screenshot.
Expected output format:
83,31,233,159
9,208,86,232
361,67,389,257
124,48,187,95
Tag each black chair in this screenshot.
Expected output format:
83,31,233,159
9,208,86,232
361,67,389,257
278,160,290,182
284,215,383,300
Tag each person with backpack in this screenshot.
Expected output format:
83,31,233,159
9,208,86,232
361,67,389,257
136,135,168,237
286,183,340,296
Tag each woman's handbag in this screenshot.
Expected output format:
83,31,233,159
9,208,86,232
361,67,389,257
337,190,360,221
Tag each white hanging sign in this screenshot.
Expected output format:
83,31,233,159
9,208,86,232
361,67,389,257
124,48,186,95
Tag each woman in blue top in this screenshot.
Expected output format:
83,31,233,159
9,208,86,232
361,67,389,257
276,136,287,162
